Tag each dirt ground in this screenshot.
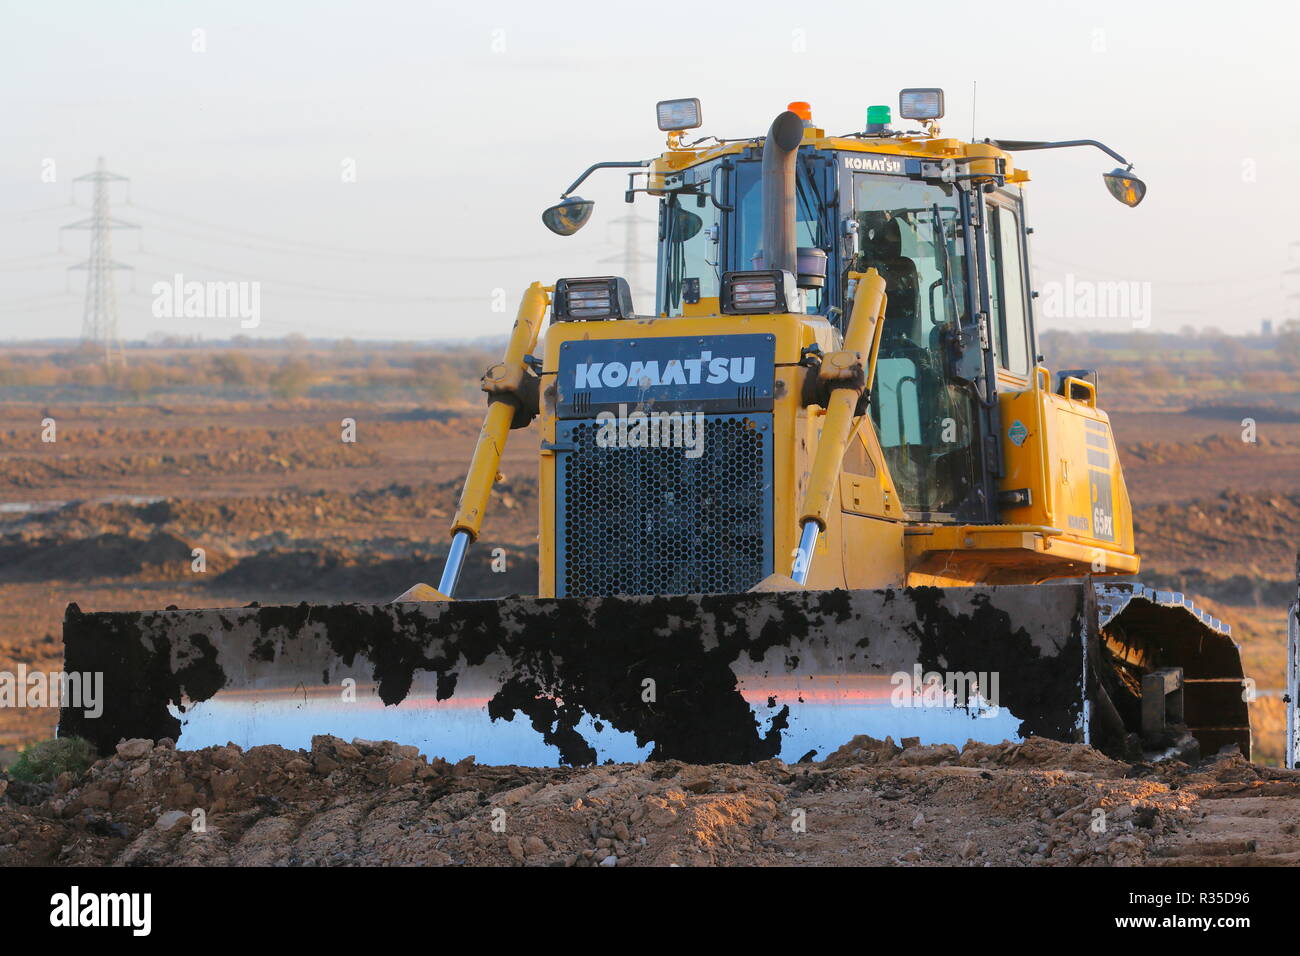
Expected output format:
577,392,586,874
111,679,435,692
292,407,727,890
2,734,1297,867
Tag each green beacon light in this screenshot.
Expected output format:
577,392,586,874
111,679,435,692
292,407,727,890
866,104,892,134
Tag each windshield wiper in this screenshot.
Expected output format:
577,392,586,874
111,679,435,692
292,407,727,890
931,202,961,327
797,156,830,241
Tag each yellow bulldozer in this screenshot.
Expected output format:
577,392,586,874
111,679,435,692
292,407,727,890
61,91,1251,766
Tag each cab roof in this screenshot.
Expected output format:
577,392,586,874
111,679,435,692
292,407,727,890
648,121,1030,193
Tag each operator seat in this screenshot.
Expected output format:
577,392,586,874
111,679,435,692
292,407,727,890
858,217,932,512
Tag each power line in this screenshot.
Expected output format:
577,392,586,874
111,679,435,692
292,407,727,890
0,252,72,266
2,204,74,222
0,296,81,313
131,250,488,303
128,203,569,264
1032,252,1278,288
8,178,636,339
0,261,68,273
0,292,79,308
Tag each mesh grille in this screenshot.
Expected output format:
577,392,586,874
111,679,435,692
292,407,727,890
558,414,772,597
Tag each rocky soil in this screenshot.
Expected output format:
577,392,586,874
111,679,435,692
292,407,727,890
2,735,1297,867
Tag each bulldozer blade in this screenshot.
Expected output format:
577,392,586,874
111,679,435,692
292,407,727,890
60,582,1248,766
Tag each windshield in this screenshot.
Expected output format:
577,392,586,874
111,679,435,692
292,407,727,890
847,177,968,333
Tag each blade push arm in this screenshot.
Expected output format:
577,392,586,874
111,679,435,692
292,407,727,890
791,268,887,584
438,281,551,597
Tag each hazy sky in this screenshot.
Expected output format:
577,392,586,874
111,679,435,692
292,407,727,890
1,0,1297,341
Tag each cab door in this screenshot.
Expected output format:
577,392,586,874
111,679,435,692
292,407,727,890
983,194,1034,389
846,171,987,522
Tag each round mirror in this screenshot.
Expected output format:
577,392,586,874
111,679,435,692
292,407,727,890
542,197,594,236
1103,169,1146,208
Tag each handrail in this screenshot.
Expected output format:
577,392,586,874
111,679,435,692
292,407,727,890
1062,375,1098,408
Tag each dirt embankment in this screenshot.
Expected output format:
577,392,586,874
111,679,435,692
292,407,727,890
0,479,540,601
0,407,476,453
18,476,538,540
1132,491,1299,586
1107,410,1300,510
1119,434,1300,466
3,735,1297,867
207,545,536,601
0,446,381,488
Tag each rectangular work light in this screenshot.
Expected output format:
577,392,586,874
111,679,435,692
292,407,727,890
552,276,635,321
656,98,703,131
899,88,945,121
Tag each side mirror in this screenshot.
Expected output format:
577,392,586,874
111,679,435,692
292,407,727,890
1103,168,1146,207
542,197,594,236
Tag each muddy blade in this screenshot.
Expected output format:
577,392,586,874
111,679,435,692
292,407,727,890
59,584,1245,766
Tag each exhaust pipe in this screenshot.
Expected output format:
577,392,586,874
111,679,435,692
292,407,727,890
760,110,804,276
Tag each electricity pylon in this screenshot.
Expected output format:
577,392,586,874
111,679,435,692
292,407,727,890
64,157,137,366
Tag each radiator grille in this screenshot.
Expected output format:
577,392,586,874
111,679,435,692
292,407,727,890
556,413,773,597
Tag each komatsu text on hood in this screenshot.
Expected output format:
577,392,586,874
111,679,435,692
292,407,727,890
557,333,775,416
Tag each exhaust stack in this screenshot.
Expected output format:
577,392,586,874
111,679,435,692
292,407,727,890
760,110,804,277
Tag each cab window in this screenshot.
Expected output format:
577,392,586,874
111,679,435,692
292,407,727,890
986,204,1031,375
660,188,720,316
731,160,828,313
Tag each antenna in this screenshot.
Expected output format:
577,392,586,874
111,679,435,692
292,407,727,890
970,81,978,141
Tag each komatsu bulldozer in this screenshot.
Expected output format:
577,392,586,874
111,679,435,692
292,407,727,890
62,92,1252,766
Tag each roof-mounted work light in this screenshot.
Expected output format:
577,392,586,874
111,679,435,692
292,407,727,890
656,98,702,131
899,88,945,121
